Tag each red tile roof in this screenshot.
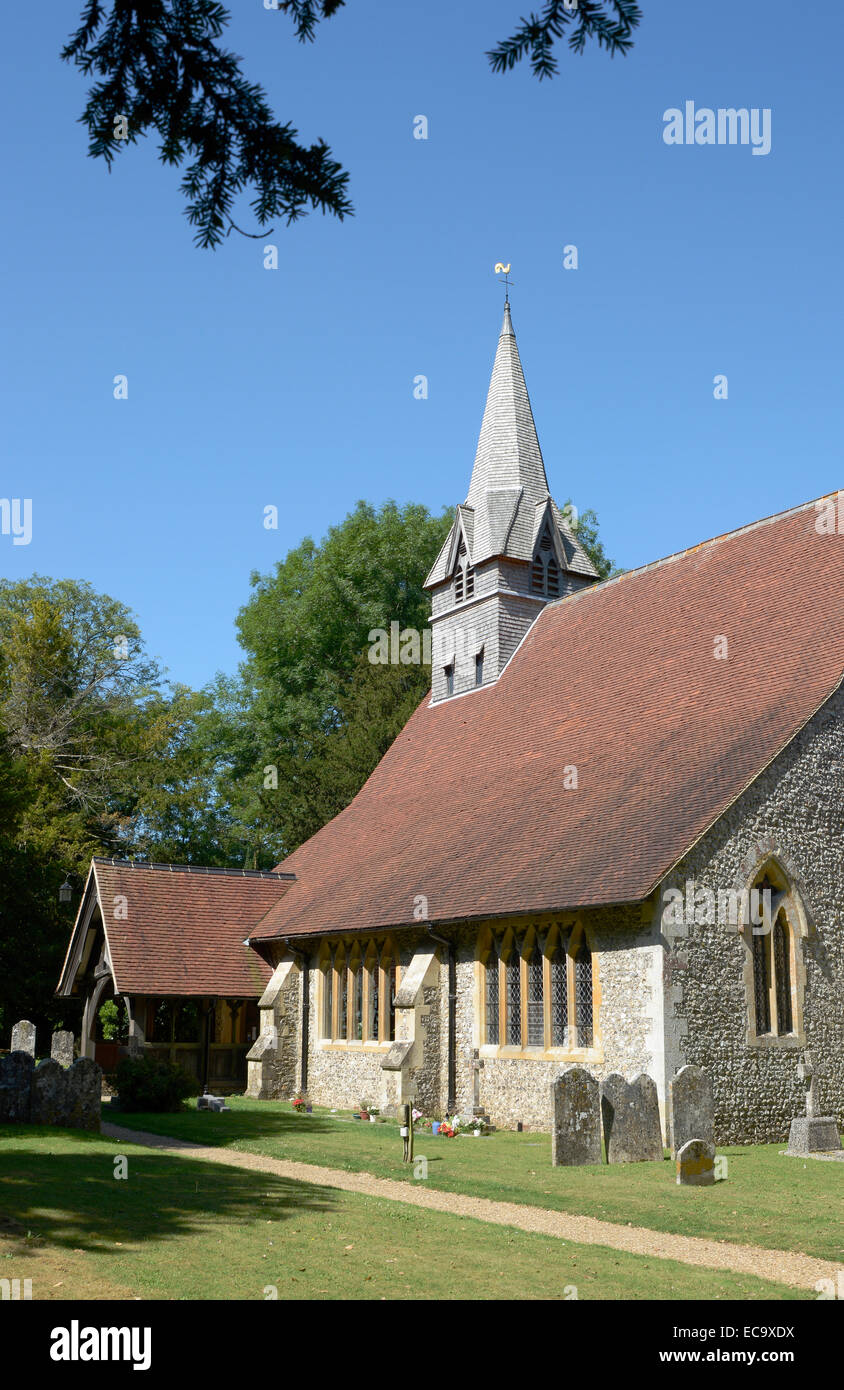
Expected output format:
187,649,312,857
84,861,292,996
253,496,844,940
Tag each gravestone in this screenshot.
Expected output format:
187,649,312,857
31,1059,70,1126
669,1065,714,1158
551,1067,602,1166
676,1138,715,1186
64,1058,102,1131
10,1020,36,1057
51,1031,75,1068
787,1053,841,1155
601,1073,664,1163
0,1052,34,1123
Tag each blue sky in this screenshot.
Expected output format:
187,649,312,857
2,0,841,690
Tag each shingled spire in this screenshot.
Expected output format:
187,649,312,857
425,300,599,703
466,299,551,509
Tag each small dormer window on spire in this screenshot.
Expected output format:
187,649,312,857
531,522,562,598
454,538,474,604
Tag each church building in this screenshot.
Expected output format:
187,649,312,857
59,302,844,1144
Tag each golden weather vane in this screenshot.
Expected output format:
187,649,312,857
494,262,514,298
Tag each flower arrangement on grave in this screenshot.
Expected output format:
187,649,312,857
291,1096,305,1111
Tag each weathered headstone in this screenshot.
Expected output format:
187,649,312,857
51,1031,75,1068
31,1059,71,1126
786,1053,841,1155
601,1073,664,1163
0,1052,34,1123
10,1020,36,1057
551,1067,602,1166
787,1117,841,1155
669,1065,714,1158
676,1138,715,1186
64,1058,102,1131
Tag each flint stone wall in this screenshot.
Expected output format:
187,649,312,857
303,930,434,1112
661,683,844,1145
455,911,664,1133
0,1052,101,1130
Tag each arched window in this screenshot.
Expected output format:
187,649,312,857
526,936,544,1047
453,538,473,604
475,647,485,686
531,521,562,597
773,913,793,1034
485,940,499,1045
746,866,802,1041
574,941,593,1048
752,930,771,1035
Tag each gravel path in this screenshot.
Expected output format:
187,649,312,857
102,1123,837,1292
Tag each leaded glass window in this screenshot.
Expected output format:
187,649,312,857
485,943,499,1045
550,935,568,1046
366,959,379,1040
506,940,521,1046
752,930,771,1035
322,951,334,1037
351,961,363,1041
527,938,544,1047
338,958,348,1039
773,914,793,1034
574,941,593,1048
388,961,396,1040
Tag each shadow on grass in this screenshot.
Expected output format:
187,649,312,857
103,1099,340,1148
0,1136,337,1258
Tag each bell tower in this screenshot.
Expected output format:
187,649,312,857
424,300,599,702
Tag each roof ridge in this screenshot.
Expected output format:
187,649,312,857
92,857,295,881
549,491,836,607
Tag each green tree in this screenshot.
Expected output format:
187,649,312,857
228,496,614,858
0,577,211,1033
63,1,641,247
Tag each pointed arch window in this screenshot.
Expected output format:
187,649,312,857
746,867,802,1042
531,521,563,597
773,913,793,1035
752,930,771,1035
453,537,474,604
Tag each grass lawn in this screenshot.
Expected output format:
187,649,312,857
0,1129,811,1300
107,1099,844,1264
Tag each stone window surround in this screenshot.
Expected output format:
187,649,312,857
738,850,809,1051
316,936,399,1050
475,920,603,1063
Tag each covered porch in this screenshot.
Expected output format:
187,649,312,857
57,857,294,1092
